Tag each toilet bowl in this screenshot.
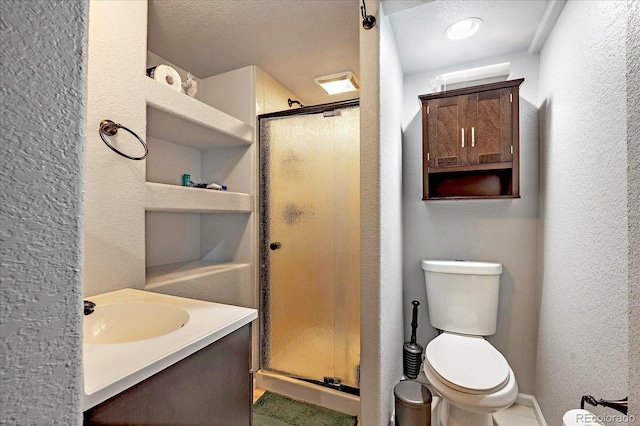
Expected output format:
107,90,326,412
424,333,518,425
421,260,518,426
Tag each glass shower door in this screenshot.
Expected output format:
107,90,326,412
259,103,360,391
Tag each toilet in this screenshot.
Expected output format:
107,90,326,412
421,259,518,426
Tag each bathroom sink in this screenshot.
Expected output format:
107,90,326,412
82,289,257,411
84,302,190,344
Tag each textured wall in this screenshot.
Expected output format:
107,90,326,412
83,0,148,296
378,5,406,423
360,2,405,424
627,0,640,419
0,0,87,424
536,1,629,424
402,51,540,394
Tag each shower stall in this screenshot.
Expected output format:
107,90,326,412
257,100,360,413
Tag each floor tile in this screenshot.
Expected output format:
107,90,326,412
253,388,266,404
493,409,539,426
503,403,536,419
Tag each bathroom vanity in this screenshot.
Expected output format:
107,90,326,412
82,289,257,425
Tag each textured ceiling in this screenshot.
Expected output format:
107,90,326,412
387,0,549,74
380,0,435,16
148,0,550,108
148,0,360,106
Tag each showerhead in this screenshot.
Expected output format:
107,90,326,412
288,98,304,108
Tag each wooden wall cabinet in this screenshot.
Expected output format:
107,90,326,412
420,78,524,200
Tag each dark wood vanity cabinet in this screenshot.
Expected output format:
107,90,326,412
420,78,524,200
84,324,252,426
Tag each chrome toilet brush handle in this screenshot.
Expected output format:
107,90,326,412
403,301,424,379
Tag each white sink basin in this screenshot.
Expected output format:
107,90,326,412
84,302,190,344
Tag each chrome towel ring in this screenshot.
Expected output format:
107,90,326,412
99,119,148,160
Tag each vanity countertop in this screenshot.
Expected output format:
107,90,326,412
82,289,257,411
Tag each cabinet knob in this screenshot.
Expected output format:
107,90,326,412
269,242,281,251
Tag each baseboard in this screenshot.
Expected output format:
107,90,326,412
515,393,547,426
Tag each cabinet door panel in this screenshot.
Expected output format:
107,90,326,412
473,88,512,164
84,325,252,425
428,96,468,167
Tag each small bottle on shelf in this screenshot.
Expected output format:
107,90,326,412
205,182,227,191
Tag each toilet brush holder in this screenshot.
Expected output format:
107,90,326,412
403,342,423,379
403,301,424,379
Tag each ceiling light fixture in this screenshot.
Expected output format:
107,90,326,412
445,17,483,40
314,71,360,95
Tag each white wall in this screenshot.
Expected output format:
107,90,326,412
199,66,255,126
360,2,405,424
0,0,86,423
628,0,640,418
402,51,540,394
84,0,148,296
536,1,629,423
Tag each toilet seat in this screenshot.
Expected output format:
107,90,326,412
426,333,510,395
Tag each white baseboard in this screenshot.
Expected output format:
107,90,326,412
515,393,547,426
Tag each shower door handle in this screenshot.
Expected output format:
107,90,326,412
270,242,281,251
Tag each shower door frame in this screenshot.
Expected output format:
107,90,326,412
258,99,360,395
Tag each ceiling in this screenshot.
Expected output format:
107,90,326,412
148,0,551,107
386,0,549,74
148,0,359,106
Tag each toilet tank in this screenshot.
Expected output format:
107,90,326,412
421,260,502,336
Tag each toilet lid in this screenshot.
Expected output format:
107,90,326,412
426,333,509,394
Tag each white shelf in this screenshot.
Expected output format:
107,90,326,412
146,260,250,287
144,77,254,149
145,260,254,307
145,182,253,213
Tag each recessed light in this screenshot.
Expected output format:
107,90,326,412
445,17,483,40
314,71,360,95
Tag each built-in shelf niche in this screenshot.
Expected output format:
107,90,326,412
146,50,255,126
144,80,254,194
146,211,252,267
145,133,253,195
144,210,253,305
145,259,253,307
145,211,253,297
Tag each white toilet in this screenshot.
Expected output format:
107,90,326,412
421,259,518,426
